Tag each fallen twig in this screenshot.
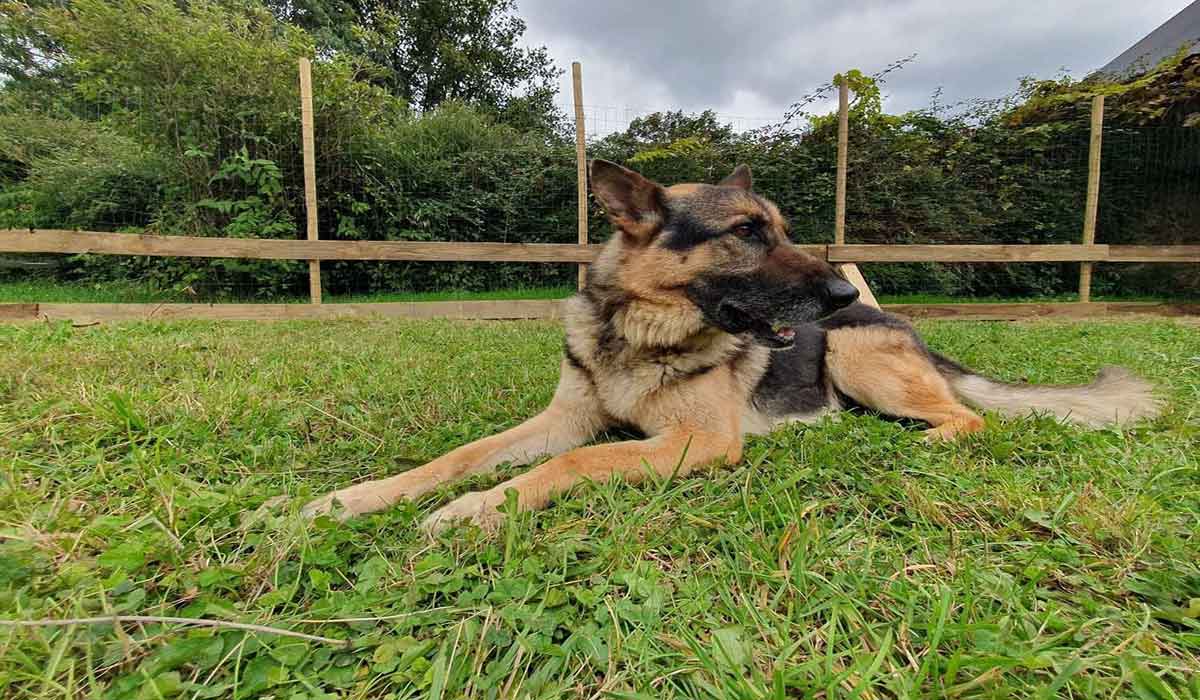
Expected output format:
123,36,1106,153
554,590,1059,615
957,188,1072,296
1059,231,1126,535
288,605,461,624
302,401,383,445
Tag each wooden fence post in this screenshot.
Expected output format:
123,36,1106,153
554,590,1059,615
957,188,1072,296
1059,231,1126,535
572,62,588,290
834,76,849,246
831,75,879,308
1079,94,1104,303
299,58,322,304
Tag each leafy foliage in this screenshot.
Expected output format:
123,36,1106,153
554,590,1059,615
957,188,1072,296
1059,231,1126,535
1008,51,1200,128
0,0,1196,300
263,0,564,132
197,147,295,240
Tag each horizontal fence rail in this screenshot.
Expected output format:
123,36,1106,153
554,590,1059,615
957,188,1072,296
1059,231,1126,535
829,244,1200,263
827,244,1114,262
3,230,1199,264
4,66,1196,325
0,229,602,263
0,300,564,322
2,301,1197,324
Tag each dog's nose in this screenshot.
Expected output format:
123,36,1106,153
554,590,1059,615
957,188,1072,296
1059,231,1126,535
824,279,859,309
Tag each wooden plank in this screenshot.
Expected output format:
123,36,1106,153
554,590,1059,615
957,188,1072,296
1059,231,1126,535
0,229,831,262
0,230,603,262
5,300,1192,325
1104,302,1200,317
835,263,878,309
884,302,1199,321
0,303,37,320
1078,263,1094,302
1081,95,1105,246
1107,245,1200,262
828,244,1110,263
884,302,1109,321
299,57,322,304
33,300,567,323
572,62,588,290
5,230,1197,265
1079,95,1104,302
834,77,849,245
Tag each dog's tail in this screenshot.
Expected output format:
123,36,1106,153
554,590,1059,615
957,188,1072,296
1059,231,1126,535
932,354,1163,428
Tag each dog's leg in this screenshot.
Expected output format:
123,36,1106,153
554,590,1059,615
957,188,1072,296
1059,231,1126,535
825,326,984,441
303,361,606,519
421,428,741,533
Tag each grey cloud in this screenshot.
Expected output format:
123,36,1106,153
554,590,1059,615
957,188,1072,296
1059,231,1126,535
519,0,1190,126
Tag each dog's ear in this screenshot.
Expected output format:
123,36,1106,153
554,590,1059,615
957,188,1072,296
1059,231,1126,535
719,164,752,190
590,159,665,243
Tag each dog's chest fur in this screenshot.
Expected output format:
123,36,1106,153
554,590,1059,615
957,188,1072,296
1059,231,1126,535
563,293,776,433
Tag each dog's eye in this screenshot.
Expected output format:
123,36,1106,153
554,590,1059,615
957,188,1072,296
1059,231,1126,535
733,223,756,238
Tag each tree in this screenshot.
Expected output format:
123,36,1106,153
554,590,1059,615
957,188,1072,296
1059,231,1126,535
260,0,363,54
0,0,71,92
590,109,737,168
263,0,562,131
366,1,558,124
624,110,735,146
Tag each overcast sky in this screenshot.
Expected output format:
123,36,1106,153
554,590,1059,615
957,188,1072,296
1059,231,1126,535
519,1,1192,133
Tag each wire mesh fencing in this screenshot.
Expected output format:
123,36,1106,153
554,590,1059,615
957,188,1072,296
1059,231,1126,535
0,89,310,301
1092,126,1200,296
1,64,1198,305
839,120,1093,298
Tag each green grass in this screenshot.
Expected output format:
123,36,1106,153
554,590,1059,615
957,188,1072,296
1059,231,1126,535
331,286,573,304
0,279,576,305
1,318,1198,699
5,278,1192,307
0,279,205,304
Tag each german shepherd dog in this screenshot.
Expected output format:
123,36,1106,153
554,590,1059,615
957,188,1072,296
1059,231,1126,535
304,161,1162,532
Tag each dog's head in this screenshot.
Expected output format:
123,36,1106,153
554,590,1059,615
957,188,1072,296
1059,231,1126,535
590,159,858,348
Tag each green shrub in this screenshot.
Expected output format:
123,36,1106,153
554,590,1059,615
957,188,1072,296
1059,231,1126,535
0,0,1195,299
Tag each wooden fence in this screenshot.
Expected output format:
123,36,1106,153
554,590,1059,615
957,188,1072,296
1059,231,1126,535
4,230,1199,265
0,66,1196,324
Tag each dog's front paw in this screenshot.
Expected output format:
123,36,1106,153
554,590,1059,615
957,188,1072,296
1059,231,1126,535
302,482,395,521
302,471,437,521
421,491,505,535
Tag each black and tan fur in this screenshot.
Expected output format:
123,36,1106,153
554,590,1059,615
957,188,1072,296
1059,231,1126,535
304,161,1162,531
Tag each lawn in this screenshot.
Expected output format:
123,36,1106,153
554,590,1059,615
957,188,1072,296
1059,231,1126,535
0,279,576,305
1,318,1198,699
2,278,1194,306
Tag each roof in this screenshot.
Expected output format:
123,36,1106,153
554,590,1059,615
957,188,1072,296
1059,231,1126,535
1096,1,1200,78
